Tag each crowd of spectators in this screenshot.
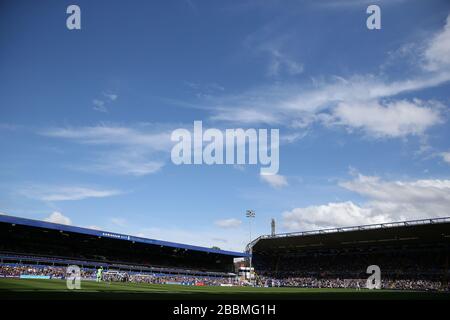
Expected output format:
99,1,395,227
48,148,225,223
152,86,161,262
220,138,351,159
257,251,445,278
0,263,234,286
128,273,235,286
0,264,96,278
259,276,446,291
253,249,449,291
1,262,448,291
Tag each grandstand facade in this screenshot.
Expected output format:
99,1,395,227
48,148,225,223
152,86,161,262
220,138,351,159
249,217,450,290
0,215,248,279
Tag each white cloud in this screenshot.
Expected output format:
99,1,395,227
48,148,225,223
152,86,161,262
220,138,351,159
340,174,450,217
0,123,20,131
84,152,164,176
135,226,247,252
111,217,127,227
441,152,450,164
92,99,107,113
103,92,118,101
44,211,72,225
41,125,172,176
21,185,122,201
260,174,288,188
42,126,172,150
214,218,242,229
283,201,385,231
267,49,304,77
330,99,443,138
283,173,450,231
85,225,102,230
205,15,450,139
243,23,304,78
424,15,450,71
92,92,118,112
207,72,448,135
211,105,282,125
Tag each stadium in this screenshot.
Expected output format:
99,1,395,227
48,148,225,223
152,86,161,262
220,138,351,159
1,214,450,299
250,217,450,292
2,0,450,309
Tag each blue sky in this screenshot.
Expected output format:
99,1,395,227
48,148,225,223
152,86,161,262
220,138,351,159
1,0,450,251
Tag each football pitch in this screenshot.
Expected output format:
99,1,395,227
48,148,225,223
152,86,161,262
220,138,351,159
0,279,449,300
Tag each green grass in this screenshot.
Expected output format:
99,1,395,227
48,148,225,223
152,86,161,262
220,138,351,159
0,278,449,300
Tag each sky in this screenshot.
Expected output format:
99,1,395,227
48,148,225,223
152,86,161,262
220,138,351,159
1,0,450,252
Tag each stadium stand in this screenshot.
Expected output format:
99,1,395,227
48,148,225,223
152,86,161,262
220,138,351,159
0,215,248,285
3,214,450,291
250,217,450,291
